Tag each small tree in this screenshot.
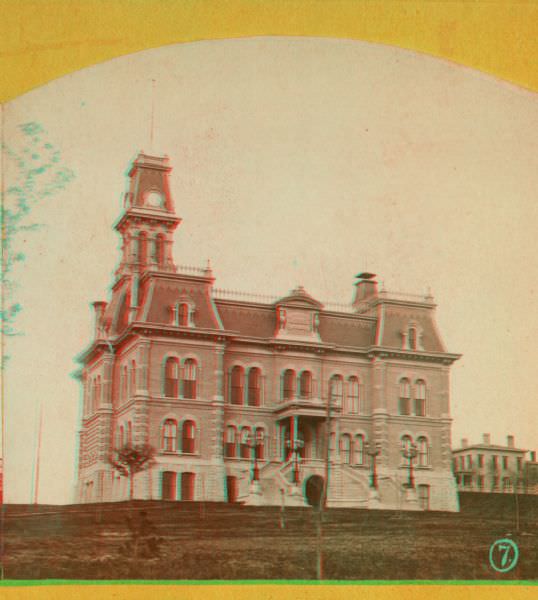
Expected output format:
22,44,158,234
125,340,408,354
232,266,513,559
108,444,156,501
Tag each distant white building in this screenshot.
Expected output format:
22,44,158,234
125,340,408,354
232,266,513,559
452,434,536,493
76,152,461,511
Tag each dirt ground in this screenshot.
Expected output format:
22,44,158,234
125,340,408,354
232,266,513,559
2,493,537,581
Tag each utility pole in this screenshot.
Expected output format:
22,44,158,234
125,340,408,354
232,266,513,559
33,403,43,505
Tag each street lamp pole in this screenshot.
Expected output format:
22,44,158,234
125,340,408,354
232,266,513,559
366,441,381,489
246,431,264,483
402,443,418,489
286,438,304,485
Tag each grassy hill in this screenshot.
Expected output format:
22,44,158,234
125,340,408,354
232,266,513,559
2,493,538,581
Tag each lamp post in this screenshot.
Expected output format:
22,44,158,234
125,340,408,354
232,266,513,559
286,437,305,485
245,430,264,483
402,442,418,489
365,441,381,489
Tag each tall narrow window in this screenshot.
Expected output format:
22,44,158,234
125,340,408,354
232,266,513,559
340,434,351,464
230,366,244,405
247,368,261,407
354,434,365,465
164,357,180,398
162,419,177,452
408,326,417,350
414,380,426,416
181,472,195,501
418,484,430,510
154,234,165,267
240,427,251,459
138,232,148,266
181,420,196,454
225,425,237,458
282,369,296,401
130,360,137,397
401,434,413,463
399,378,411,415
299,371,312,399
161,471,177,500
255,427,265,460
182,358,197,399
329,375,343,407
177,303,189,327
119,425,125,448
127,421,133,446
122,366,128,402
348,377,360,414
417,436,429,467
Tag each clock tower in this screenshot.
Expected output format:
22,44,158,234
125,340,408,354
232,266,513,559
114,153,181,280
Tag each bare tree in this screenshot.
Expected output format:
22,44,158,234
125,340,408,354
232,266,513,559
108,444,156,501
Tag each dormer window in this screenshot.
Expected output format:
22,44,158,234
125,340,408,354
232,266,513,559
178,303,189,326
402,322,423,351
172,300,194,327
408,326,417,350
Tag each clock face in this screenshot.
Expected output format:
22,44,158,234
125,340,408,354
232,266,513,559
146,191,164,208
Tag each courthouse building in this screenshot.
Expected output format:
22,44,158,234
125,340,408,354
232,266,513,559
76,152,461,511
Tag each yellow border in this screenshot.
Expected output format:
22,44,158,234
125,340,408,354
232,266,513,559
0,584,537,600
1,0,538,103
2,0,538,598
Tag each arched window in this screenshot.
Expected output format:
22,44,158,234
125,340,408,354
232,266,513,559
96,376,102,410
299,371,312,399
181,420,196,454
225,425,237,458
255,427,265,460
329,375,343,407
90,378,96,413
347,377,360,414
119,368,126,405
164,357,180,398
414,380,426,416
230,366,244,405
240,427,252,459
401,434,413,463
138,231,148,265
354,434,365,465
399,378,411,415
417,436,430,467
154,234,165,267
182,358,197,399
247,368,261,407
408,326,417,350
130,360,137,397
127,421,133,446
282,369,296,401
177,303,190,327
162,419,177,452
340,434,352,464
123,366,129,402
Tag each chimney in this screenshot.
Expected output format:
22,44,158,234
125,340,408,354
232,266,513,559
92,301,107,339
483,433,491,446
461,438,468,448
352,272,378,309
507,435,515,448
531,451,536,462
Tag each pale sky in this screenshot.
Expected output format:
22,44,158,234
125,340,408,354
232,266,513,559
3,37,538,504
